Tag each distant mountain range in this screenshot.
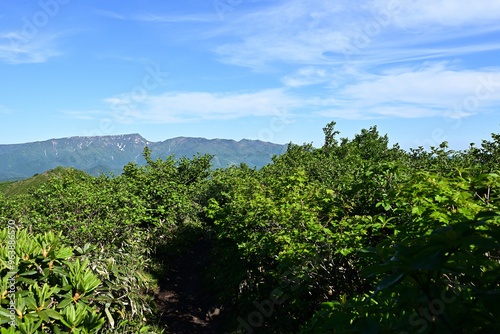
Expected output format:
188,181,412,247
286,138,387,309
0,134,288,181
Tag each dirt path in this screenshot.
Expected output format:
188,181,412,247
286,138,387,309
157,238,223,334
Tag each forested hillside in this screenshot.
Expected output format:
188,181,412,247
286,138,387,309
1,122,499,333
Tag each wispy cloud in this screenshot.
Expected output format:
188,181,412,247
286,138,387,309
206,0,500,120
67,62,500,124
340,63,500,104
0,31,62,64
68,89,300,123
211,0,500,69
135,13,215,23
282,67,336,87
320,63,500,119
95,8,215,23
64,1,500,125
355,43,500,67
94,9,125,20
386,0,500,28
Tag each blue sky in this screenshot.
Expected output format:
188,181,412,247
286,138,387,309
1,0,500,150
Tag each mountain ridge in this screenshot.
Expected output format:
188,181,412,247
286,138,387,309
0,134,288,181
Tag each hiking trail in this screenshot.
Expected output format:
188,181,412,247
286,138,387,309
157,238,223,334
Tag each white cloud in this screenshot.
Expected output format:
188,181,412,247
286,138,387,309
323,63,500,118
70,89,300,124
211,0,500,69
342,64,500,103
94,9,125,20
206,0,500,120
68,65,500,124
134,13,215,23
282,67,334,87
123,89,300,122
95,9,215,23
0,31,61,64
213,0,351,67
317,105,439,120
386,0,500,28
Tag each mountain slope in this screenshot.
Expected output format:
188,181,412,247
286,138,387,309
0,134,287,181
0,166,90,198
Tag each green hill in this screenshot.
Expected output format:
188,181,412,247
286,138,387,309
0,166,90,198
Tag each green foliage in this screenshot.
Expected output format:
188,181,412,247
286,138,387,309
2,123,500,333
300,212,500,333
203,125,410,332
0,225,160,333
0,227,105,333
12,172,145,250
0,148,213,333
202,123,500,333
0,167,89,199
121,147,212,229
297,133,500,333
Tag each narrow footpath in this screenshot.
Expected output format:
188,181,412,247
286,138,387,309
156,238,223,334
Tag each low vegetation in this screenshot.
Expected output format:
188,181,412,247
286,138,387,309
1,121,499,333
0,167,89,198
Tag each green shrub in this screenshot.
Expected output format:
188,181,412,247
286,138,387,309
0,225,157,333
0,226,104,333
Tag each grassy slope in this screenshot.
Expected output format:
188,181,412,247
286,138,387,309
0,166,90,198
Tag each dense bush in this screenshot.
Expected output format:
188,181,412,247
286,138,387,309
202,122,500,333
2,123,500,333
0,149,213,333
300,170,500,333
